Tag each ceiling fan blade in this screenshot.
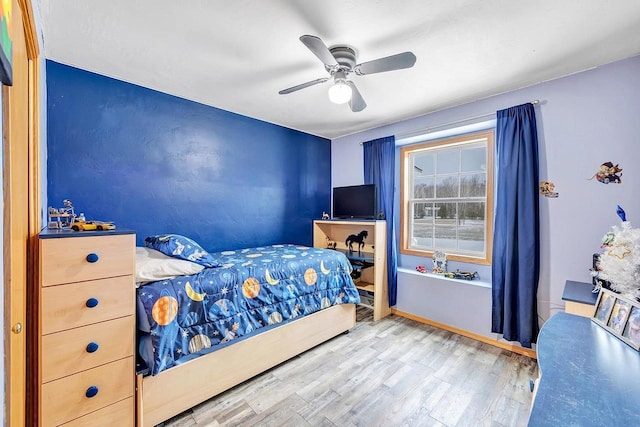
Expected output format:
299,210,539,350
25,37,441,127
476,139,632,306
355,51,417,75
279,78,329,95
347,81,366,112
300,35,338,67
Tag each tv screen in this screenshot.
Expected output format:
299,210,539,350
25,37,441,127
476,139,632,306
332,184,377,219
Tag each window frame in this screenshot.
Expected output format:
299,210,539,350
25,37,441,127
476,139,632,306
400,130,494,265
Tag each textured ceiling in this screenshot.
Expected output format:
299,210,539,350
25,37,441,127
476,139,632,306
38,0,640,139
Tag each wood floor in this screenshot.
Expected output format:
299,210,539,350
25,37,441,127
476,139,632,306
163,307,538,427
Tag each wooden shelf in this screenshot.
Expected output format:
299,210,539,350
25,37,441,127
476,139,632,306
356,282,375,293
313,220,390,321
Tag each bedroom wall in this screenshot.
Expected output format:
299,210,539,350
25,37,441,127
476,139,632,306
46,61,331,251
331,55,640,344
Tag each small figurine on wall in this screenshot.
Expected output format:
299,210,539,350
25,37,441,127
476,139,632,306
322,211,330,220
539,181,559,198
588,161,623,184
345,230,368,253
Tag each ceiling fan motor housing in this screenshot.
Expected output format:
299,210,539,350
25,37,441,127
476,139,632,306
327,45,357,72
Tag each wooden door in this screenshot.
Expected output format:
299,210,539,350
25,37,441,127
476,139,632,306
3,0,39,425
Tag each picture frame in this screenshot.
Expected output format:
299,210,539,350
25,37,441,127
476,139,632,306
593,289,615,324
592,288,640,351
0,0,12,86
622,306,640,350
607,298,631,334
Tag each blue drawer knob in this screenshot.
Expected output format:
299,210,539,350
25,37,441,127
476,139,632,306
85,386,99,398
85,298,99,308
86,253,99,263
86,342,99,353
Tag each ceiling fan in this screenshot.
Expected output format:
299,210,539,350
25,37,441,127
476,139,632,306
279,35,417,112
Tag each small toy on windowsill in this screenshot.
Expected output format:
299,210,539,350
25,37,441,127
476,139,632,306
416,265,427,274
432,250,447,274
444,270,480,280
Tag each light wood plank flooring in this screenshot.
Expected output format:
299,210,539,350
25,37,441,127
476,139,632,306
163,307,538,427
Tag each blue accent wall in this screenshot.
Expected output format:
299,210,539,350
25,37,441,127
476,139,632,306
47,61,331,250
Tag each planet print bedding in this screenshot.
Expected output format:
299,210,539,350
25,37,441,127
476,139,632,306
137,244,360,375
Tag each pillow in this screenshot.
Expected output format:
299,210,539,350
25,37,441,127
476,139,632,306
135,247,204,284
144,234,219,267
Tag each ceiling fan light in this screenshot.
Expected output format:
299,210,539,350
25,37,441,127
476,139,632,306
328,81,352,104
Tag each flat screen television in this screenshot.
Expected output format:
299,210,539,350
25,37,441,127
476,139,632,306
332,184,377,219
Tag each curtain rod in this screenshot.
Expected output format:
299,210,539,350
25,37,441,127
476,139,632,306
375,99,541,143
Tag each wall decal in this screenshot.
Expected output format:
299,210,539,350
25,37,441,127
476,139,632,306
588,162,623,184
539,181,559,198
0,0,12,85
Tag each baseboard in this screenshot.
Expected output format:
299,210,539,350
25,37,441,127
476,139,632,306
391,308,537,359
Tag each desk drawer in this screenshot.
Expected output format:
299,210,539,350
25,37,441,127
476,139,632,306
61,397,134,427
41,276,134,334
41,357,133,427
40,234,135,286
41,316,135,383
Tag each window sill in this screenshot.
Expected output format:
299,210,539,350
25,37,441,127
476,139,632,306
397,267,492,289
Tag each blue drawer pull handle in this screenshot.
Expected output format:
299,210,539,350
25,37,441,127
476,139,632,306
86,342,99,353
86,253,99,263
85,386,99,398
85,298,99,308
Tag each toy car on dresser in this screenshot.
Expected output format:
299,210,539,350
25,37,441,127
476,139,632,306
70,218,116,231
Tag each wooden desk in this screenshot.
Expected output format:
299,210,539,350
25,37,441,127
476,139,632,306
529,312,640,426
562,280,598,317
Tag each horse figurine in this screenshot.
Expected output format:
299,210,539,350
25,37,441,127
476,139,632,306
346,230,368,252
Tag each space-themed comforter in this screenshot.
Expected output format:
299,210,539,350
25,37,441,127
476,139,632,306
137,244,360,375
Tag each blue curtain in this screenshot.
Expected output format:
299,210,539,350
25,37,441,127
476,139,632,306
491,103,540,348
363,136,398,307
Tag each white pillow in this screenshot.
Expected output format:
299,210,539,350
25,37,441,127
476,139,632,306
135,246,205,285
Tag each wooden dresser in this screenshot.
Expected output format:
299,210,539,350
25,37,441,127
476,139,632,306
35,229,136,426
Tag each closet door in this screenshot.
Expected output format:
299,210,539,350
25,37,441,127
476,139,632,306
3,0,40,425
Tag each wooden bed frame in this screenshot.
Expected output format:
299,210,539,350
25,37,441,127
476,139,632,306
136,303,356,426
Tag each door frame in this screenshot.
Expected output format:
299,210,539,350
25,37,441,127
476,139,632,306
3,0,40,425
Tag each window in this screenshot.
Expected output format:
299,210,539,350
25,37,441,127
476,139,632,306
400,130,494,264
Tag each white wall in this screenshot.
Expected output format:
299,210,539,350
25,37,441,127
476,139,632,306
332,55,640,343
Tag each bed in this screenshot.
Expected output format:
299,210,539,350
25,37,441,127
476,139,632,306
134,236,359,426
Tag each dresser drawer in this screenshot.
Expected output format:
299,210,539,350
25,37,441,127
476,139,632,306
41,276,134,334
61,397,134,427
40,234,135,286
41,357,134,427
41,316,135,383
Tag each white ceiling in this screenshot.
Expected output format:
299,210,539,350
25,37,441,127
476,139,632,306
38,0,640,139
